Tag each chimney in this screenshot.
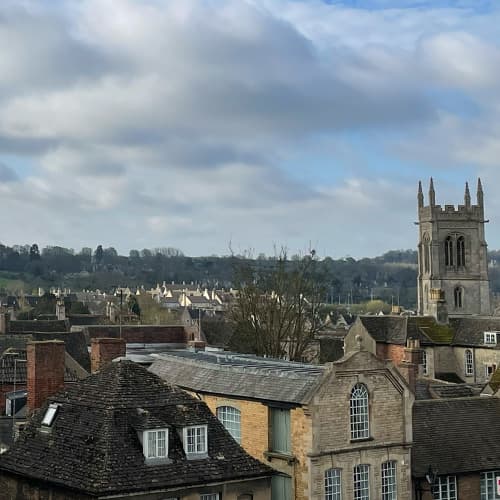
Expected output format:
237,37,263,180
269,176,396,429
27,340,65,412
108,302,117,323
398,338,422,394
56,298,66,320
91,337,126,373
429,288,448,324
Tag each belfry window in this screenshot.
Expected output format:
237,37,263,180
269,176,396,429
457,236,465,267
423,234,430,274
445,236,454,267
454,287,463,309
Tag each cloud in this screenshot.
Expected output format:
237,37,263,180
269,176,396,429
1,0,500,256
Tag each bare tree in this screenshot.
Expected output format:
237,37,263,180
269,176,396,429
228,248,326,361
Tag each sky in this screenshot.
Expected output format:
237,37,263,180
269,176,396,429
1,0,500,258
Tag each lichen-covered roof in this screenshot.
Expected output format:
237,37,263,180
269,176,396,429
0,360,273,496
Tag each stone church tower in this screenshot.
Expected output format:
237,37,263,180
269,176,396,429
417,178,490,317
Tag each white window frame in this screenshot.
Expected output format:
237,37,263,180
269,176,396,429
216,406,241,443
464,349,474,377
484,332,498,345
143,428,168,459
381,460,397,500
183,425,208,455
41,403,60,427
432,475,457,500
350,384,369,440
325,468,342,500
200,494,220,500
480,470,500,499
353,464,370,500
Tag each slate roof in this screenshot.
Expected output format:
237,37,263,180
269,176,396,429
0,360,273,496
415,379,482,400
149,350,325,404
412,397,500,477
450,317,500,347
358,315,456,346
0,348,87,384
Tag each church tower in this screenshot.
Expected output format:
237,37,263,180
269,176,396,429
417,178,490,317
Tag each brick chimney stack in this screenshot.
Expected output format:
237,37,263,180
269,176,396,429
91,338,126,373
27,340,65,412
0,309,10,334
398,338,422,394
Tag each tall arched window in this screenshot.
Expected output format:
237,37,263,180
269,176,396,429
465,349,474,376
445,236,454,267
457,236,465,267
216,406,241,443
454,287,463,309
423,234,430,274
350,384,369,440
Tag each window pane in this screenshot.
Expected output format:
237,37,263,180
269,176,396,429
381,461,397,500
270,408,290,453
325,468,342,500
432,476,457,500
217,406,241,443
185,426,206,454
157,430,166,457
148,431,156,458
481,471,500,500
353,464,370,500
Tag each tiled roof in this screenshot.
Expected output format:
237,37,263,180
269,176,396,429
358,316,407,344
450,317,500,347
415,379,482,400
149,350,325,404
0,360,273,496
412,398,500,477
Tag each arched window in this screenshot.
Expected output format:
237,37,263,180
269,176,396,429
381,461,397,500
457,236,465,267
465,349,474,376
423,234,430,274
350,384,369,440
353,464,370,500
325,468,342,500
454,287,463,309
216,406,241,443
445,236,454,267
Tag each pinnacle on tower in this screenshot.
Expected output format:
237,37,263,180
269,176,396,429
429,177,436,206
464,181,471,208
477,177,484,207
418,180,424,209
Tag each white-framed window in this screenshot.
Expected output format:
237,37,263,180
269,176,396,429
143,429,168,459
216,406,241,443
484,332,498,345
183,425,207,455
353,464,370,500
431,475,457,500
421,349,428,375
480,470,500,499
325,468,342,500
350,384,369,440
381,461,397,500
200,494,220,500
465,349,474,376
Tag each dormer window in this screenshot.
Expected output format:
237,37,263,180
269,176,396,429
42,403,60,427
143,429,168,459
183,425,207,456
484,332,498,345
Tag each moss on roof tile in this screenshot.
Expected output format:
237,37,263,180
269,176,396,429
415,317,454,343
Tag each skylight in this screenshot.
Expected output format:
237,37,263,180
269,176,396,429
42,403,59,427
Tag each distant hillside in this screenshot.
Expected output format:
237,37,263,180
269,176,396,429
0,243,499,309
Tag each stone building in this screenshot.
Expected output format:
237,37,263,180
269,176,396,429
417,178,490,317
149,343,415,500
0,359,273,499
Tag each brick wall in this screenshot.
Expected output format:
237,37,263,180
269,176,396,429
376,343,406,365
86,325,188,344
